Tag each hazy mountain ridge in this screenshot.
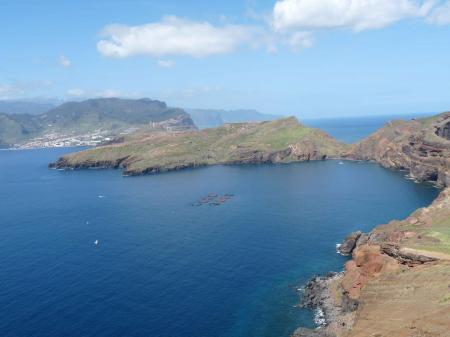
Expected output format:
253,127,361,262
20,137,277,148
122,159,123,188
0,113,43,147
0,99,59,115
0,98,196,147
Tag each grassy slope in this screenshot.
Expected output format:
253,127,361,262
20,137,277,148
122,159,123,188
57,117,348,174
374,188,450,256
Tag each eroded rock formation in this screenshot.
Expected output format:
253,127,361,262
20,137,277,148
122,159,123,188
348,112,450,187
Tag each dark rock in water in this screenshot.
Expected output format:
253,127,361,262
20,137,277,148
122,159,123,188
293,327,333,337
337,231,362,255
300,274,335,309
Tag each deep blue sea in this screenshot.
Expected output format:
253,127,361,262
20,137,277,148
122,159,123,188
0,116,439,337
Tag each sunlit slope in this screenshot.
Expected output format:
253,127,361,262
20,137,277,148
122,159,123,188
51,117,348,175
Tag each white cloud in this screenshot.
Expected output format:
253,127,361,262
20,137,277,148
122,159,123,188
427,1,450,24
157,59,176,68
97,16,256,58
67,88,85,97
59,54,71,67
286,31,314,50
272,0,434,32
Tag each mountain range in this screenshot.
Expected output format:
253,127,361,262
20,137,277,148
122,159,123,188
0,99,59,115
0,98,195,148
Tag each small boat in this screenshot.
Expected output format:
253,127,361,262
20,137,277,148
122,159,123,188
94,240,99,245
338,161,344,165
98,195,105,198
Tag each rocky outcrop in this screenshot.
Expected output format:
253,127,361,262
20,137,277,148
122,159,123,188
297,110,450,336
435,119,450,140
337,231,363,256
295,187,450,337
348,112,450,187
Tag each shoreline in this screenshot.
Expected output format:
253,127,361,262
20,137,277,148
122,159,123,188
293,185,450,337
41,111,450,335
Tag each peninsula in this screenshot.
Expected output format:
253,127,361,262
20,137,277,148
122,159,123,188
50,111,450,336
50,117,347,175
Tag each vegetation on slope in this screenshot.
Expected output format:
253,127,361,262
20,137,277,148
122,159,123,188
0,98,195,147
51,117,348,175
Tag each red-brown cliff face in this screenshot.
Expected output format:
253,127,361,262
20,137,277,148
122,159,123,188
348,112,450,187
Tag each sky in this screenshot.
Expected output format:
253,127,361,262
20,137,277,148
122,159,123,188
1,0,450,118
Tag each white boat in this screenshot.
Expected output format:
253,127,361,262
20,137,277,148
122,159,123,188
94,240,99,245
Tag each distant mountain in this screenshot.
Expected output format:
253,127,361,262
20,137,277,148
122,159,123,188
186,108,280,129
42,98,194,132
0,113,42,147
0,99,59,115
0,98,196,148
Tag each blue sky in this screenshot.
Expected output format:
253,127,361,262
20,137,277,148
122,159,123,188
1,0,450,118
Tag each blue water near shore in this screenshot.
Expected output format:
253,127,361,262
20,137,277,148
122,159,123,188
304,113,432,143
0,146,439,337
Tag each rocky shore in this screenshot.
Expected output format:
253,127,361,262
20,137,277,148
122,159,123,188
295,188,450,336
47,111,450,336
294,112,450,337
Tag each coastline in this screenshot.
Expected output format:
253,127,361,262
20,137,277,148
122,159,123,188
43,111,450,336
293,112,450,336
294,186,450,337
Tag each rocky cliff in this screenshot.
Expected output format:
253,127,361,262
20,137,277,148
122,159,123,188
349,112,450,187
295,188,450,337
296,112,450,337
48,111,450,336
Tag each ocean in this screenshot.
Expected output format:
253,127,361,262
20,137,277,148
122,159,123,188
0,115,440,337
304,113,432,143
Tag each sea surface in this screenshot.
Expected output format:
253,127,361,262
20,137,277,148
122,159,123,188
304,113,432,143
0,146,439,337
